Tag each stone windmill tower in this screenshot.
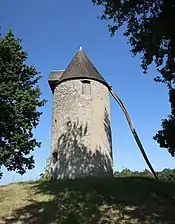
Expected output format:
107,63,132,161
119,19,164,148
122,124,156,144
48,48,113,179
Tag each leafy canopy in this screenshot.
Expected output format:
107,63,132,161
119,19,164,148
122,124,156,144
0,30,46,178
92,0,175,156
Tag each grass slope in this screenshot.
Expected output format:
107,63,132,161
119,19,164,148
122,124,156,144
0,177,175,224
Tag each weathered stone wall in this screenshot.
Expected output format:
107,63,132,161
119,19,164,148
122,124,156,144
50,79,113,179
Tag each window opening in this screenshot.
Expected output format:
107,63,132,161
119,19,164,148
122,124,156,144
81,80,91,95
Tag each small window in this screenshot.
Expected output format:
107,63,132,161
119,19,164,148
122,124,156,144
81,80,91,95
52,151,58,164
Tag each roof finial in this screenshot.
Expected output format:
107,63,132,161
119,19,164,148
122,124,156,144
79,46,83,51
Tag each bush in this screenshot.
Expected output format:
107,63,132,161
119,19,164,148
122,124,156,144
114,168,175,180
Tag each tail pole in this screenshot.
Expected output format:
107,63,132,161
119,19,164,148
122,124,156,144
109,86,158,179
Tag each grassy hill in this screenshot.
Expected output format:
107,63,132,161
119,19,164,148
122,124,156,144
0,177,175,224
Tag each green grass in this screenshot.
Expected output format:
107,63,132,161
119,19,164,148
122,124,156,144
0,177,175,223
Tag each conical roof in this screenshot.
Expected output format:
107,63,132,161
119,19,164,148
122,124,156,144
48,49,109,92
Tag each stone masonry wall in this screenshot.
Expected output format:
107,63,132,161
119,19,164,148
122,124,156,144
50,79,113,179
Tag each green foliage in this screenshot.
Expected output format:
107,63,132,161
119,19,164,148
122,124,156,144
120,168,133,176
40,158,52,181
114,168,175,180
92,0,175,156
158,168,175,180
0,30,46,178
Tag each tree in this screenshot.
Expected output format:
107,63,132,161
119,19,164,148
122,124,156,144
92,0,175,156
0,30,46,178
121,168,132,176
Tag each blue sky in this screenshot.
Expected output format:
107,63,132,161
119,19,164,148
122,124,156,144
0,0,174,185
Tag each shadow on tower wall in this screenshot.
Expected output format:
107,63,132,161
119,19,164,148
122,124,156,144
104,107,113,160
51,108,113,179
